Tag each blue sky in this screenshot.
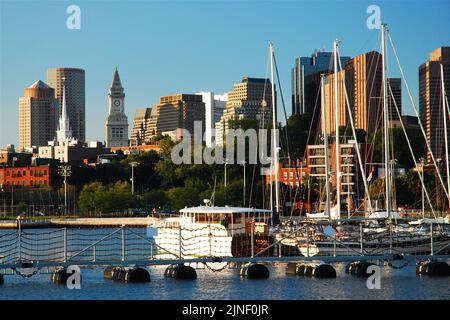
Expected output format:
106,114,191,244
1,0,449,147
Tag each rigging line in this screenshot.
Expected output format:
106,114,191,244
273,53,308,214
366,45,384,166
249,47,271,208
306,80,321,151
273,54,291,157
337,46,374,214
388,84,436,217
388,32,450,202
446,92,450,121
385,46,398,211
361,34,383,162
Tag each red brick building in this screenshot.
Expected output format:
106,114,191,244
0,166,56,189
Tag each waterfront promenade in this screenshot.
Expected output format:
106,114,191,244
0,217,150,229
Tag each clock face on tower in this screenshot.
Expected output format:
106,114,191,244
113,99,121,112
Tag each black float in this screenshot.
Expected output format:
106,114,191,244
0,274,3,285
286,263,336,278
416,261,450,276
51,267,81,285
345,261,376,277
104,266,150,283
240,263,269,279
165,264,197,280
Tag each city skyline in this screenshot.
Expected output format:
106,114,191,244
1,0,449,147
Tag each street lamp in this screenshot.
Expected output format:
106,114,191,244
58,165,72,216
223,158,228,188
419,157,426,218
129,162,139,195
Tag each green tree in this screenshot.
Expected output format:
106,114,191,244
335,126,367,143
142,189,167,209
17,202,28,215
282,113,311,158
166,187,201,210
78,180,135,214
369,125,426,168
155,160,179,188
78,181,106,213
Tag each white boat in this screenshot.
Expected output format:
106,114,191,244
147,206,275,259
306,204,340,220
368,211,401,219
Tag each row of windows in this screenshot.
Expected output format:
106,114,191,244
4,180,48,186
3,169,48,177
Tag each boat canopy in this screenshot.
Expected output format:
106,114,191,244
180,206,272,215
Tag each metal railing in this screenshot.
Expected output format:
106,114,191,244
0,219,449,269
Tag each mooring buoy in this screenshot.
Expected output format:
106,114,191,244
165,264,197,280
240,263,269,279
416,261,450,276
287,263,336,278
51,267,80,285
103,266,121,280
345,261,375,277
104,266,150,283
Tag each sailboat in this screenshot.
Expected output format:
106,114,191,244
280,24,450,257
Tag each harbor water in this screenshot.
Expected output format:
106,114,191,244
0,228,449,300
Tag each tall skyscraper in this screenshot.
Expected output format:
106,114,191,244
419,46,450,163
323,68,348,136
196,92,228,147
291,50,350,116
130,107,152,145
47,67,85,142
105,68,129,147
147,94,205,139
217,77,274,146
323,51,383,137
18,80,57,149
387,78,402,122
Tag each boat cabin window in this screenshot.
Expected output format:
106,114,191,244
194,212,231,224
244,211,271,224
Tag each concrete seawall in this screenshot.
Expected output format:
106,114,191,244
0,217,150,229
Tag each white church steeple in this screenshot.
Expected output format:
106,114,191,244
57,77,77,145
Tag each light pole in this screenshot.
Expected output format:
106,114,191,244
129,162,139,195
419,157,425,218
224,158,228,188
58,165,72,216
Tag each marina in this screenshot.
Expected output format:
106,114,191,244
0,0,449,304
1,206,449,290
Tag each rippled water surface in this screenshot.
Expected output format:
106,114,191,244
1,263,449,300
0,228,449,300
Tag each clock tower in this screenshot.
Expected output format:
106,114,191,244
105,67,129,147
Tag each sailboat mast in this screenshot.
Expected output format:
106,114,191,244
269,42,281,217
321,74,331,218
381,23,391,218
441,63,450,210
333,39,341,219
